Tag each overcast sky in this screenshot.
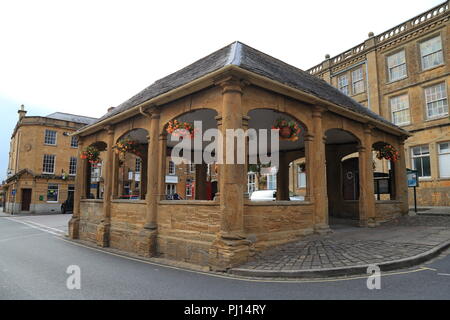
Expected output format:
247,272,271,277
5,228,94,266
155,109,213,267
0,0,444,180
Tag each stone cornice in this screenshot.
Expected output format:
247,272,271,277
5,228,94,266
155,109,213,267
308,2,449,76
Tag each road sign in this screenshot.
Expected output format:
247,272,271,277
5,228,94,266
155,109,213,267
407,169,419,188
407,169,419,213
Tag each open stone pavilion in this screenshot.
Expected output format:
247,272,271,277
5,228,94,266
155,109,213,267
69,42,410,271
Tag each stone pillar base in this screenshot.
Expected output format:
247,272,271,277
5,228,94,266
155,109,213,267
209,236,251,272
137,229,158,258
359,218,378,228
96,223,110,247
314,223,332,235
68,218,80,239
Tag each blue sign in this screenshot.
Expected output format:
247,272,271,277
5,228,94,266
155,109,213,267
407,169,419,188
11,189,16,196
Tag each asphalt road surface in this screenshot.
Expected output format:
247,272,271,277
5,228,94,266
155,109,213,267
0,214,449,300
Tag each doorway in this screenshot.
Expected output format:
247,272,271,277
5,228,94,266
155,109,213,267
21,189,32,212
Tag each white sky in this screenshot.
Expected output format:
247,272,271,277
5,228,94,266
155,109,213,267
0,0,444,179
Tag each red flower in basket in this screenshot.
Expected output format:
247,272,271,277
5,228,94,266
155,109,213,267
166,120,195,138
272,118,302,141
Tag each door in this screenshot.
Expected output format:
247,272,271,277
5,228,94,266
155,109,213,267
21,189,32,212
342,158,359,200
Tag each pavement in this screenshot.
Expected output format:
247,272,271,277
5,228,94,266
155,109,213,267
231,215,450,278
410,206,450,216
1,210,450,281
1,213,450,299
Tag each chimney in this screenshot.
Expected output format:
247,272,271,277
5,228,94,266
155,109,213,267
18,104,27,120
107,106,115,113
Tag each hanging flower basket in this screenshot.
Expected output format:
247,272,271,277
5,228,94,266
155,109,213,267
166,120,195,138
81,146,101,164
272,118,302,141
375,144,399,161
113,138,144,158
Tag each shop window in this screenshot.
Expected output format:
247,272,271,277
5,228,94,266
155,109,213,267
47,184,59,202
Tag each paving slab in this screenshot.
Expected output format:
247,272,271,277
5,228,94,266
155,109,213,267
231,215,450,278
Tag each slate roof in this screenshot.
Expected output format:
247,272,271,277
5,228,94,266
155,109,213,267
85,41,407,133
46,112,97,125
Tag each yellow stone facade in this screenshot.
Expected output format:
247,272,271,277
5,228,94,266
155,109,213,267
2,107,96,214
308,1,450,206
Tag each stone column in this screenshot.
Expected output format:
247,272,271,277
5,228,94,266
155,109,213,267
209,76,250,271
157,133,167,201
311,107,330,234
276,152,290,200
242,115,250,199
69,138,84,239
140,150,148,200
195,163,208,200
395,139,409,215
96,127,115,247
304,133,314,202
111,153,120,199
358,125,376,227
138,110,160,257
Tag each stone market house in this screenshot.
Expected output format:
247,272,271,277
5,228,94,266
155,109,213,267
3,107,97,214
69,42,410,270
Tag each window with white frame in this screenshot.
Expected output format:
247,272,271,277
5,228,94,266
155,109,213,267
69,157,77,175
390,94,411,126
189,163,196,173
420,36,444,70
411,145,431,178
425,82,448,119
168,161,175,175
44,130,57,145
248,172,257,195
166,184,176,196
135,158,141,173
338,74,349,95
43,154,55,174
297,165,306,188
47,184,59,202
267,174,277,190
70,136,78,148
438,142,450,178
351,67,365,94
387,50,407,82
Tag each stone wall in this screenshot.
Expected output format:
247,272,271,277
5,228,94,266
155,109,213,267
375,201,403,223
109,200,147,253
157,201,220,266
79,200,103,242
244,202,314,252
408,180,450,206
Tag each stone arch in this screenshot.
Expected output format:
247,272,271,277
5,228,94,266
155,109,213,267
160,108,219,201
246,108,309,201
372,141,399,200
114,128,150,200
324,128,362,223
82,141,108,199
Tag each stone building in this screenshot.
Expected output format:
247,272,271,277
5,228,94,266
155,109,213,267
69,42,410,270
2,106,97,214
307,1,450,206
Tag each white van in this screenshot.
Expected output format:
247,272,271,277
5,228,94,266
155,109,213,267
250,190,305,201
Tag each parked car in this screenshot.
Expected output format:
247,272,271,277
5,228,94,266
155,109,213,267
61,192,74,214
250,190,277,201
250,190,305,201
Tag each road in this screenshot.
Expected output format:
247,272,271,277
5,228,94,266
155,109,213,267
0,214,449,300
